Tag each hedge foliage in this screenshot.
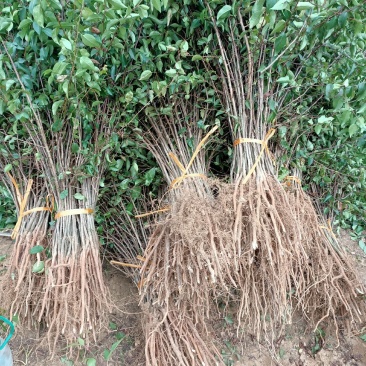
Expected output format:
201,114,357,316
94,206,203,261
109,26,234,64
0,0,365,236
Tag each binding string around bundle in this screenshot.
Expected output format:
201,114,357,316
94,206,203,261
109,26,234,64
8,173,54,239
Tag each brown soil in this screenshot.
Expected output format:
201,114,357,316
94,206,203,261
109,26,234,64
1,231,366,365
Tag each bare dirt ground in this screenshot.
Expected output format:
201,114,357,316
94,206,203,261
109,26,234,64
1,232,366,366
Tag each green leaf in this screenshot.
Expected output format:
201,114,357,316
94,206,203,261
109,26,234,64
297,2,315,10
52,61,68,75
81,34,101,48
277,76,290,83
77,338,85,346
0,17,12,32
338,12,348,27
349,124,358,137
71,143,79,153
278,126,287,138
110,0,127,10
52,100,64,116
266,0,278,9
48,0,62,10
192,55,202,61
5,80,16,91
125,91,133,103
30,245,45,254
32,261,45,273
165,69,177,77
74,193,85,200
274,33,287,54
224,315,234,325
250,0,265,29
60,190,68,199
144,168,156,185
131,186,141,200
217,5,232,21
272,19,286,34
271,0,289,11
109,339,123,353
307,140,314,151
139,70,152,81
314,125,322,135
60,38,72,51
109,321,117,330
11,314,19,326
4,164,12,173
86,359,96,366
79,56,96,71
103,349,111,360
323,194,333,203
33,4,44,28
359,241,366,254
51,119,63,132
152,0,161,12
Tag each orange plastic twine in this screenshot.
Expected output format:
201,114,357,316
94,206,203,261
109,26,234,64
319,219,337,240
8,173,54,239
235,128,276,185
110,260,142,269
135,206,170,219
283,175,302,187
54,208,94,220
169,125,218,189
135,125,219,218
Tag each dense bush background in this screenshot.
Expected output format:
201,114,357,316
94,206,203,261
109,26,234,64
0,0,365,238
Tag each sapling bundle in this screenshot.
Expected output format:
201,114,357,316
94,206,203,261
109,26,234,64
208,4,364,340
286,179,364,333
139,95,233,366
0,152,51,329
2,44,117,351
99,190,152,284
38,102,115,351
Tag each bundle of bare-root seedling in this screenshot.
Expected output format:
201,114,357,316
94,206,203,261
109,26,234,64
138,95,235,366
3,49,115,351
286,179,364,334
99,188,152,285
37,102,116,352
0,144,51,330
208,4,365,342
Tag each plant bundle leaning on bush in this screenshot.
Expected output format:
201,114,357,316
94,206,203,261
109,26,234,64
138,94,235,366
0,137,51,329
206,1,365,341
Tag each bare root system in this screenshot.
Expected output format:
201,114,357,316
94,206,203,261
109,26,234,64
0,189,50,331
140,187,234,366
288,182,365,333
230,176,365,341
40,213,111,354
143,301,220,366
231,176,300,339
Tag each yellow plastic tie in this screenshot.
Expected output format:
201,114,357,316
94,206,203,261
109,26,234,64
7,173,22,206
319,219,337,240
135,126,219,218
169,125,218,189
110,260,142,269
8,174,54,240
234,135,276,163
241,128,276,185
170,172,207,188
284,175,302,187
55,208,94,220
135,206,170,218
